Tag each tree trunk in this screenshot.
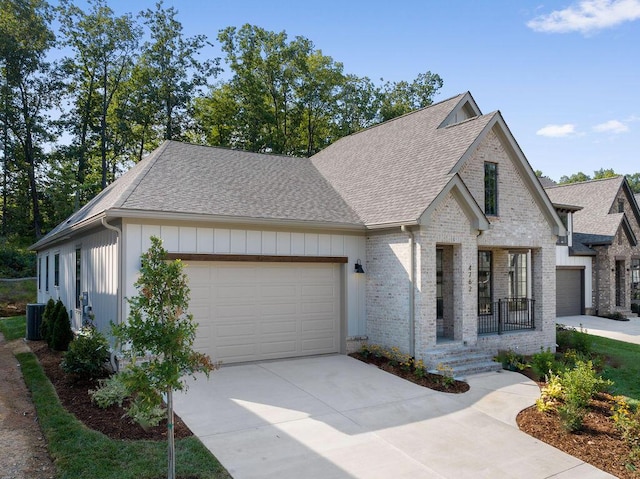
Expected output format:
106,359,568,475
167,388,175,479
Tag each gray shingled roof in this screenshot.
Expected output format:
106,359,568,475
545,176,625,238
33,142,363,249
311,94,496,226
35,92,510,248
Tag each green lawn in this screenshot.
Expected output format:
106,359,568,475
0,315,26,340
590,335,640,402
16,351,231,479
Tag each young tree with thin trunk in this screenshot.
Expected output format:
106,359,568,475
113,236,216,479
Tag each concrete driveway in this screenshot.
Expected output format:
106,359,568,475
557,314,640,345
174,355,612,478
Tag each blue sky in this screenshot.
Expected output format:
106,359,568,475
58,0,640,181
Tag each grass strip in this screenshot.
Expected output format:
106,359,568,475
16,351,230,479
590,335,640,402
0,315,26,340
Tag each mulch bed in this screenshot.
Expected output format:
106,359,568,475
517,393,637,478
31,341,193,441
348,352,470,393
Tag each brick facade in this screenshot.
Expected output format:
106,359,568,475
590,186,640,314
364,129,558,362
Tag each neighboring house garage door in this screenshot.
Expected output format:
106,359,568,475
556,269,583,317
184,262,341,364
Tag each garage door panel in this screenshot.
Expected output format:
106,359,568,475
302,337,336,353
260,320,297,334
260,340,298,355
302,318,335,332
261,303,297,316
302,284,335,298
217,284,257,299
262,285,297,298
216,321,257,338
185,261,341,364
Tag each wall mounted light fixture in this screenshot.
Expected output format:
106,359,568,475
355,259,365,274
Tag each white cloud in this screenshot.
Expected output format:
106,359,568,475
536,124,577,137
527,0,640,34
593,119,629,133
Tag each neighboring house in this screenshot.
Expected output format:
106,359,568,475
32,92,564,368
545,177,640,317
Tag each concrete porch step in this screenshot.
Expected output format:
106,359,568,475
424,348,502,380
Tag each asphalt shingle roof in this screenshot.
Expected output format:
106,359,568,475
311,94,496,226
35,92,504,247
545,176,625,238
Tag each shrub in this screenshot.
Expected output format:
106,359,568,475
61,326,110,379
536,373,564,413
0,246,36,278
558,403,585,432
495,349,527,371
556,324,592,354
90,374,129,409
50,300,74,351
531,347,562,380
40,298,56,344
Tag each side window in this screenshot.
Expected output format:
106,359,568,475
484,162,498,216
75,248,81,309
38,257,42,291
54,253,60,287
45,255,49,293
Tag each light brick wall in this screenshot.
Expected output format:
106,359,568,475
365,231,412,352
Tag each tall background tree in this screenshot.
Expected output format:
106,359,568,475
0,0,58,239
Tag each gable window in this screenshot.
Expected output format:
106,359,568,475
54,253,60,287
478,251,492,314
45,256,49,293
75,248,81,309
632,258,640,301
484,162,498,216
618,199,624,213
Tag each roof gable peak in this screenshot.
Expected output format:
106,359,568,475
438,91,482,128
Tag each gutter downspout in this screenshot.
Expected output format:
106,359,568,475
101,217,122,326
401,225,416,357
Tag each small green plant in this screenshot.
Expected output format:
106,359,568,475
435,363,455,388
612,396,640,467
536,373,563,413
413,359,426,379
126,400,166,429
61,326,111,379
557,402,585,432
90,374,129,409
530,347,562,380
496,349,527,371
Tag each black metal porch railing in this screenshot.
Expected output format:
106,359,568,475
478,298,535,335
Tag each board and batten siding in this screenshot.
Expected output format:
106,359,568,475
123,222,367,338
37,228,119,333
556,245,593,310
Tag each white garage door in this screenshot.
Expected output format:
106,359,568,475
185,262,342,364
556,269,583,317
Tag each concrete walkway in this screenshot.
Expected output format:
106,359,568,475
557,314,640,345
174,355,612,478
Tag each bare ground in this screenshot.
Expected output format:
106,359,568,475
0,334,55,479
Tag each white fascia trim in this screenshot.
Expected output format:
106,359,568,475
106,209,366,233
